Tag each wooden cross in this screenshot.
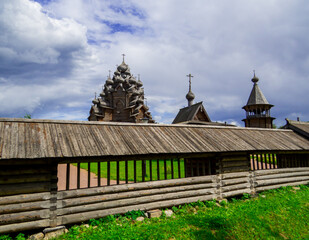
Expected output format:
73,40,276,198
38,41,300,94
122,53,125,62
186,73,194,91
94,92,97,99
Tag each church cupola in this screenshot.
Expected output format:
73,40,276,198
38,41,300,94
242,72,275,128
186,73,195,107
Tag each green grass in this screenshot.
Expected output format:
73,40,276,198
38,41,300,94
3,185,307,240
74,159,186,182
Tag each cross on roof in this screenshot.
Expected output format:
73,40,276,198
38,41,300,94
186,73,194,91
122,53,125,62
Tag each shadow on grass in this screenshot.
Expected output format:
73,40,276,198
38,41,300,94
183,215,230,239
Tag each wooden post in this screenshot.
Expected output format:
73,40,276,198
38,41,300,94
171,159,174,179
66,163,70,190
202,160,206,176
134,160,137,183
142,160,145,182
164,159,167,180
157,159,160,180
125,160,128,184
98,162,101,187
88,162,91,188
117,161,120,185
50,162,58,228
107,161,110,186
178,159,181,178
149,160,153,181
77,163,80,189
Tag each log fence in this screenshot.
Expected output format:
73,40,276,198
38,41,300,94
0,158,309,234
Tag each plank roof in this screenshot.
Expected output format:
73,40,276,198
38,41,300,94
284,119,309,140
0,118,309,161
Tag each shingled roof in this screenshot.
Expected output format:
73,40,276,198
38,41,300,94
172,102,211,124
1,118,309,161
244,75,272,107
284,119,309,140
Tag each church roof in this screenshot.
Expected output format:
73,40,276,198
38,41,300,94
172,102,211,124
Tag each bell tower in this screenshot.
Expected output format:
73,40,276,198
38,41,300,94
242,72,275,128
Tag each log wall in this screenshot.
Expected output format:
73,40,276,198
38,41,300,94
0,166,308,234
0,161,57,233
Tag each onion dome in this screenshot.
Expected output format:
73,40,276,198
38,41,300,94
129,76,137,84
117,61,128,72
92,98,99,104
137,79,143,87
186,90,195,101
252,73,259,83
100,91,105,97
106,76,113,85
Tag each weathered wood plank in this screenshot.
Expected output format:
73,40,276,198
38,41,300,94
0,200,50,214
0,219,50,234
58,194,215,225
58,176,215,199
0,174,51,184
221,172,250,179
255,176,309,187
58,188,215,216
221,183,251,193
221,177,249,186
256,180,309,192
0,182,50,196
255,171,309,180
221,189,251,198
254,167,309,176
57,182,216,208
222,160,248,168
0,209,50,225
0,192,50,205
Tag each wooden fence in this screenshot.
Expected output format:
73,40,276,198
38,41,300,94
1,165,309,234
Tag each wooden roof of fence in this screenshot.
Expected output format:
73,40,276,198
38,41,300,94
1,118,309,161
284,119,309,140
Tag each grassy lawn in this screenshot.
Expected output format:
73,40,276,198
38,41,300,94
3,185,306,240
74,159,186,182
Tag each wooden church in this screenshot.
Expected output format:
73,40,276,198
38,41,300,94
88,56,154,123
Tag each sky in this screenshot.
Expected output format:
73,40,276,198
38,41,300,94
0,0,308,126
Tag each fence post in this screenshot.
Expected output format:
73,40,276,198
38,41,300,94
49,162,58,228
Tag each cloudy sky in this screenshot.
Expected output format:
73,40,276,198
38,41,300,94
0,0,308,126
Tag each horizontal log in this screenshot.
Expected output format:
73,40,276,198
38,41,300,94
0,200,50,215
254,167,309,176
0,209,50,225
58,188,215,216
58,182,216,208
0,192,50,205
221,171,250,180
221,183,251,193
0,182,50,196
222,161,248,168
58,176,215,199
222,177,249,186
58,194,216,225
255,171,309,181
255,180,309,192
0,166,50,176
0,159,49,165
0,219,50,234
0,174,51,184
255,176,309,187
222,156,247,161
221,166,249,173
221,189,251,198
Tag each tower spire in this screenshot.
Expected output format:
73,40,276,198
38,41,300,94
186,73,195,107
122,53,126,63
